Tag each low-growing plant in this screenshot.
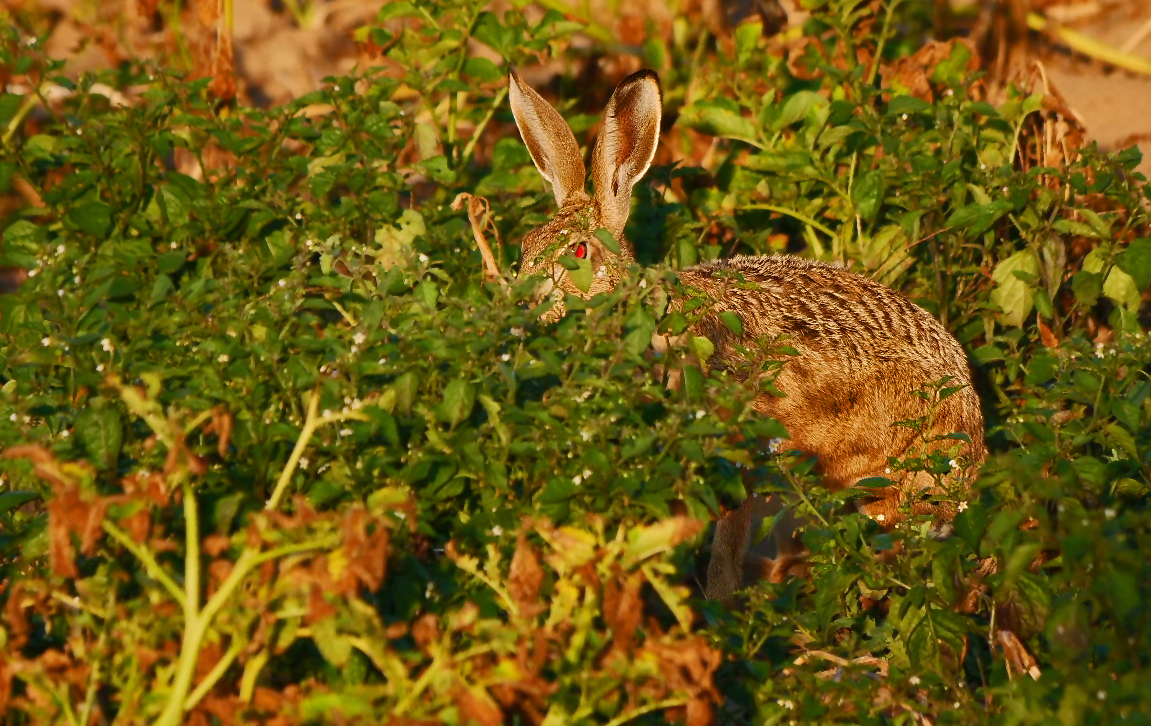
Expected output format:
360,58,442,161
0,0,1149,724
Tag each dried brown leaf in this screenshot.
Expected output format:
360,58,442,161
508,535,545,616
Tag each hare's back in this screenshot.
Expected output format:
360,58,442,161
676,255,969,376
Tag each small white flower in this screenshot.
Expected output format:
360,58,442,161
101,338,113,352
980,164,986,170
217,354,229,363
28,268,38,277
394,511,406,520
96,364,104,372
767,437,784,453
490,525,504,537
695,409,706,419
876,513,886,522
56,244,66,255
957,501,968,512
278,279,288,288
339,428,353,437
353,331,366,345
901,113,908,121
510,327,525,338
1097,691,1106,700
580,429,592,442
305,238,314,248
170,241,178,249
945,89,954,97
884,467,892,474
8,414,15,421
377,358,387,366
582,468,592,479
74,275,81,284
418,253,429,264
638,279,647,288
909,675,921,685
57,289,64,297
949,459,959,470
777,699,795,710
60,429,70,438
1105,508,1116,519
500,352,511,362
299,457,310,470
41,337,51,347
573,474,583,485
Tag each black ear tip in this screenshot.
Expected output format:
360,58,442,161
618,69,662,97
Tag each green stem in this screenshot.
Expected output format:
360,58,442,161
155,484,203,726
183,637,243,711
102,520,186,608
266,388,370,510
1,90,41,148
741,204,837,239
603,698,688,726
460,86,508,165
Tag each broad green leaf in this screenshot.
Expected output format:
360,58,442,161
990,249,1040,327
1116,237,1151,291
0,491,39,517
1103,266,1140,311
678,101,757,141
75,403,124,472
68,200,113,239
906,604,968,674
775,90,827,129
568,257,593,293
851,169,885,223
438,379,475,428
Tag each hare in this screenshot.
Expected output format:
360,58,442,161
507,68,986,601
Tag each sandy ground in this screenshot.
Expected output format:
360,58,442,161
1033,1,1151,177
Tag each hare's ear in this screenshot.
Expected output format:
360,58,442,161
508,68,586,208
590,70,661,237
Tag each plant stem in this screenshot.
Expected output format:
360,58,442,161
266,388,370,511
741,204,837,239
184,637,243,711
102,520,186,608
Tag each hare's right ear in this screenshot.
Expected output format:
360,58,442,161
590,70,661,237
508,68,586,208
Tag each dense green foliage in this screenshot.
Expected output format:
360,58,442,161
1,0,1150,723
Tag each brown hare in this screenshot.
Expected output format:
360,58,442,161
507,68,986,601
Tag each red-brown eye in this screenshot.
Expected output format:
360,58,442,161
573,242,588,259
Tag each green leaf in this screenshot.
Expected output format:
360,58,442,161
906,604,968,674
1103,266,1140,311
851,169,885,223
75,403,124,471
439,379,475,428
1116,237,1151,291
568,257,593,293
678,100,757,141
594,227,621,254
887,95,934,117
68,200,113,239
718,311,743,337
775,90,827,129
463,57,502,83
990,249,1040,327
1071,270,1101,306
0,491,39,517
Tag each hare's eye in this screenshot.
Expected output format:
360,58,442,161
572,242,588,259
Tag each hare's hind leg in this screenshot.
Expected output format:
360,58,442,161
704,493,808,601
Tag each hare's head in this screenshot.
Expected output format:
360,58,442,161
508,68,662,318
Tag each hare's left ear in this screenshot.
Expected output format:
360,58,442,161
590,70,662,237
